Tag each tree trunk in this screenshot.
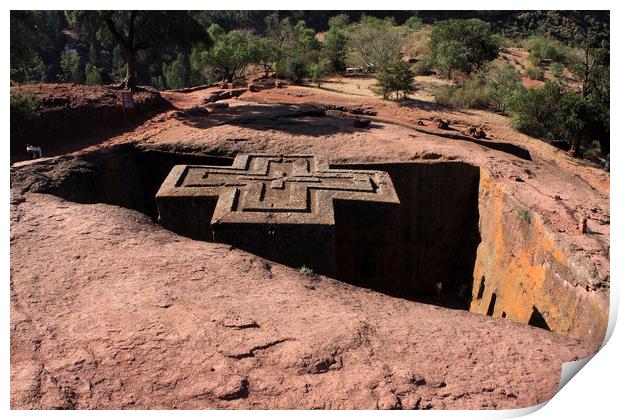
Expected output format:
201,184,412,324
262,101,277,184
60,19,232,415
121,47,138,90
570,137,582,158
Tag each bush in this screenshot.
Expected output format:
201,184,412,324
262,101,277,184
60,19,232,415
284,55,309,84
524,65,544,80
435,84,490,109
310,58,330,87
376,60,416,100
405,16,423,32
549,62,564,79
524,35,571,65
434,61,524,112
10,53,46,83
85,63,102,85
517,208,531,224
411,56,434,76
298,265,314,276
59,47,84,83
509,81,599,156
10,92,40,121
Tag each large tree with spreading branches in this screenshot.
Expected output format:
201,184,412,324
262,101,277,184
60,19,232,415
65,11,209,89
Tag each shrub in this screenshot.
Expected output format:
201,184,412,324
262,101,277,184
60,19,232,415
10,91,40,121
310,58,330,87
509,81,598,156
524,65,544,80
376,59,416,100
435,84,491,109
59,47,84,83
411,57,433,76
299,265,314,276
405,16,423,32
85,63,102,85
434,61,524,112
549,62,564,79
524,35,571,66
284,55,309,83
517,208,531,224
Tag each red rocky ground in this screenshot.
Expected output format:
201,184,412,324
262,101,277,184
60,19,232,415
10,79,609,409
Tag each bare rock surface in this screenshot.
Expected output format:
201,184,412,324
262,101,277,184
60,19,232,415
11,192,596,409
10,81,610,409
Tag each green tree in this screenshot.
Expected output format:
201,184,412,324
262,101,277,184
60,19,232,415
65,11,208,89
200,24,256,83
163,53,190,89
264,14,319,82
264,13,295,77
10,11,65,82
59,47,84,83
432,41,468,79
85,63,103,85
564,16,609,155
376,60,416,100
428,19,501,78
347,16,403,71
254,38,277,77
322,14,349,72
189,47,209,86
310,58,331,87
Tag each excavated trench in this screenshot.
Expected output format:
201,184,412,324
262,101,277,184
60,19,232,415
12,143,607,344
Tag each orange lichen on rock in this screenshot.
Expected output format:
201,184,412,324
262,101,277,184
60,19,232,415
470,170,608,345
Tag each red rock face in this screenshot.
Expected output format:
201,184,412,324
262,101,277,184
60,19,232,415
10,192,598,410
9,81,609,410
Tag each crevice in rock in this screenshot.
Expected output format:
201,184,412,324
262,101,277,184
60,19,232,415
528,306,551,331
486,293,497,317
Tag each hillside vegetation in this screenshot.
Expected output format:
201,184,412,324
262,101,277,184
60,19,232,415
10,10,609,159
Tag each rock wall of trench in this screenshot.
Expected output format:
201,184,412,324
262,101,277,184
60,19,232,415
470,169,608,345
11,147,609,344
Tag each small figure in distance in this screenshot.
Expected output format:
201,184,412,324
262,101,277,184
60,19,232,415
434,281,443,299
26,144,43,159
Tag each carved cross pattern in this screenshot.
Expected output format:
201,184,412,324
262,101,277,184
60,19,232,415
157,154,399,225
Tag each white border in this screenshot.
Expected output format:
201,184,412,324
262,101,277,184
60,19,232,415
3,2,618,419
